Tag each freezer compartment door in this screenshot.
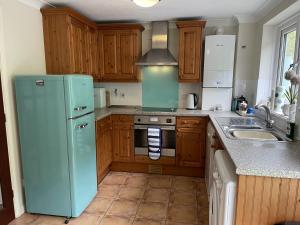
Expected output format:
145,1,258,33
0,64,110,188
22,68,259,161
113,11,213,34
64,75,94,118
15,76,72,217
67,112,97,217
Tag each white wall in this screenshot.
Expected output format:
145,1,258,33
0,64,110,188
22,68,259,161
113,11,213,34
0,0,46,217
234,23,258,105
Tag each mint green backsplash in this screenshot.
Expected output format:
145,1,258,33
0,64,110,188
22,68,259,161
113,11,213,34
142,67,179,108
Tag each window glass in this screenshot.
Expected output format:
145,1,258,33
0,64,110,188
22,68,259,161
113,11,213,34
280,29,297,91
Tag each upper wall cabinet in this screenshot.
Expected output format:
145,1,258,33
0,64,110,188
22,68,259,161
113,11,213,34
97,25,144,82
176,21,206,83
41,8,98,79
41,7,144,82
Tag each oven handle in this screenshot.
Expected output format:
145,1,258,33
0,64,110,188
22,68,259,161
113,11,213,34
134,125,175,131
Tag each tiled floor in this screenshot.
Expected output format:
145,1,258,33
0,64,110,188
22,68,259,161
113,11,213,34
9,172,209,225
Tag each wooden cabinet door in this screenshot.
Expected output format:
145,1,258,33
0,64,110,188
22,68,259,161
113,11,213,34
113,124,134,162
118,31,137,80
85,27,98,78
178,27,201,82
176,127,206,169
112,115,134,162
96,118,112,183
69,17,87,74
98,31,118,79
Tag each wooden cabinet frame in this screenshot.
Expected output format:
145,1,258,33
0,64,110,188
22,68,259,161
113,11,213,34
176,20,206,83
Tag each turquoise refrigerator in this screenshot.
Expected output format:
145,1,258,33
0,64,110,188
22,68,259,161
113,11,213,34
15,75,97,218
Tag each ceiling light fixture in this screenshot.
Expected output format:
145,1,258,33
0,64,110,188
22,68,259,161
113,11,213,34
132,0,161,8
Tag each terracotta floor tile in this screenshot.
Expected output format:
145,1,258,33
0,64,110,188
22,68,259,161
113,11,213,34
68,213,103,225
119,187,145,200
125,176,148,188
169,191,197,206
172,179,196,191
99,215,132,225
130,173,149,177
106,199,139,217
32,215,65,225
166,222,197,225
167,205,198,224
136,202,167,220
143,188,170,203
148,177,172,189
85,197,113,214
133,218,165,225
108,171,130,177
102,175,127,185
8,213,39,225
97,184,121,198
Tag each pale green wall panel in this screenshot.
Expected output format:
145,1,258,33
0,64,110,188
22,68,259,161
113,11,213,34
142,66,179,108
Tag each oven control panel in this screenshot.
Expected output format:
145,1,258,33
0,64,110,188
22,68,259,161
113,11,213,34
134,116,176,125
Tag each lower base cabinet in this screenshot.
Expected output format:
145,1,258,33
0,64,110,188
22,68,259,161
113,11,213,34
96,115,208,180
176,117,208,177
96,116,113,183
112,115,134,162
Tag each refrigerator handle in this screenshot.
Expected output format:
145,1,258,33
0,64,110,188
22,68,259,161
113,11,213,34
74,106,87,111
76,123,88,129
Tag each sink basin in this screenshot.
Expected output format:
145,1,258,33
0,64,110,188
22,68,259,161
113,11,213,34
216,117,291,142
229,125,263,130
231,130,278,141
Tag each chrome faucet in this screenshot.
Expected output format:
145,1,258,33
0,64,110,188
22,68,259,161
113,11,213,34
255,104,274,128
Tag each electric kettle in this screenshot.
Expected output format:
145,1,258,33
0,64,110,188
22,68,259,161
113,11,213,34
186,93,198,110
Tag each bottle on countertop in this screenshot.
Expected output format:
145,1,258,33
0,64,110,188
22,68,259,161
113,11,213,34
287,122,295,140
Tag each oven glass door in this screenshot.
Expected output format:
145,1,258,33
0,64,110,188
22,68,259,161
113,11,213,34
134,125,176,156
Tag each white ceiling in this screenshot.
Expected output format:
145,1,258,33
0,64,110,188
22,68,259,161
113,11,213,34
44,0,283,22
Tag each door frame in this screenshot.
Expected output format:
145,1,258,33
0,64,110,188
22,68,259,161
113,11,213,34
0,75,15,224
0,7,15,225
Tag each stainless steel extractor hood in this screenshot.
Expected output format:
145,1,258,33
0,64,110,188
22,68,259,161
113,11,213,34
136,21,178,66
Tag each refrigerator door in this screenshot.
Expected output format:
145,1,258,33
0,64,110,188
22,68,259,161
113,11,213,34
15,76,72,217
64,75,94,119
67,112,97,217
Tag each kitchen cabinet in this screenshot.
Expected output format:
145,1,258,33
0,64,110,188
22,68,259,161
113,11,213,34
235,175,300,225
41,8,98,78
176,21,206,82
176,117,208,176
41,7,143,82
112,115,134,162
98,25,144,82
96,116,113,183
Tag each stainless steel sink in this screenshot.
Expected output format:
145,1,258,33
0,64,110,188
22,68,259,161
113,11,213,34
216,117,291,142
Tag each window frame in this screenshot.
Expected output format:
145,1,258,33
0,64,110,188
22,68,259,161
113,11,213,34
272,14,300,113
276,24,298,87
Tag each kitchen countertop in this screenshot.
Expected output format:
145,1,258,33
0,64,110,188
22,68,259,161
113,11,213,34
94,106,300,179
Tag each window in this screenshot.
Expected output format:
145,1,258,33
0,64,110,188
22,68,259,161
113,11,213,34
277,25,298,90
273,16,300,115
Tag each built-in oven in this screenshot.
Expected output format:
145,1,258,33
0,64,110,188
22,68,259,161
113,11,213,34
134,115,176,157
